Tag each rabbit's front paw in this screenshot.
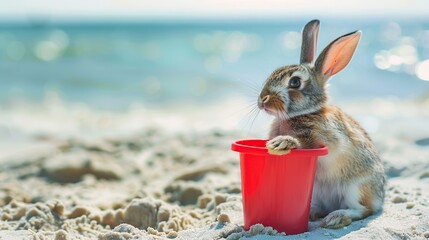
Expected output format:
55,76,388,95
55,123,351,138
266,136,300,155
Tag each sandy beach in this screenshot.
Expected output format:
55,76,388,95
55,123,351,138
0,96,428,240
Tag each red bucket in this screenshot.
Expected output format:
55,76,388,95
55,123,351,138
231,139,328,235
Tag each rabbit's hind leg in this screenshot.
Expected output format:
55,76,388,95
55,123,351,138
320,181,375,228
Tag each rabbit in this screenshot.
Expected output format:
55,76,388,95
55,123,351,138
257,19,386,229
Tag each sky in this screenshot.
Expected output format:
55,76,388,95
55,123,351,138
1,0,429,22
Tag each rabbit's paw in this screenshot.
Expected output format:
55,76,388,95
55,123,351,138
266,136,300,155
320,210,352,229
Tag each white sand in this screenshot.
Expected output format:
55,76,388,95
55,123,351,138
0,97,428,239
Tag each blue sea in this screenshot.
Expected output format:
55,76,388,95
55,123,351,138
1,19,429,110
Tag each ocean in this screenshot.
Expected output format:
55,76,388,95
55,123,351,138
1,19,429,110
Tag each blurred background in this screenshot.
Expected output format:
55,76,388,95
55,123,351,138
1,0,429,154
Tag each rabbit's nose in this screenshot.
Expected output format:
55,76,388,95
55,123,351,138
262,95,270,103
258,95,270,109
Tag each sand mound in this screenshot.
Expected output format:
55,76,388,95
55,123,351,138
0,129,244,239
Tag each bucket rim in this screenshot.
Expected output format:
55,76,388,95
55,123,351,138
231,139,328,156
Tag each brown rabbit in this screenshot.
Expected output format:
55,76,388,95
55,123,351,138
258,20,386,229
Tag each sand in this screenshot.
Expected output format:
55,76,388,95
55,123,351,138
0,96,428,239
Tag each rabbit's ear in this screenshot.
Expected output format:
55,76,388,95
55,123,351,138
315,31,361,78
300,19,320,65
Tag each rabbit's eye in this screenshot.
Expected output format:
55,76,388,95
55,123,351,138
288,76,301,89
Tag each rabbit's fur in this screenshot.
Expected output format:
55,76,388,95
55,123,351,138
258,20,386,228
